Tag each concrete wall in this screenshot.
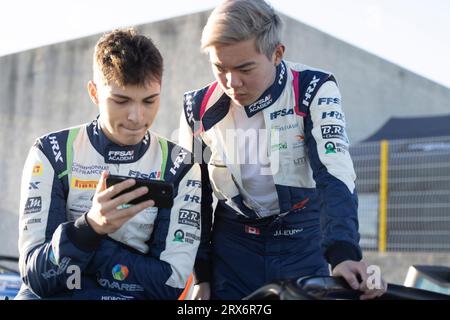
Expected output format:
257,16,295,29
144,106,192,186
281,16,450,143
1,11,449,263
364,252,450,285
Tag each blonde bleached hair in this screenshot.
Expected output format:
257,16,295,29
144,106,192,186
201,0,283,59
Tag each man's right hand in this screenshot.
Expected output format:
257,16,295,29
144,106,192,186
86,171,155,235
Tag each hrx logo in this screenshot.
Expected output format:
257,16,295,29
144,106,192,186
302,76,320,107
170,149,188,175
49,136,63,163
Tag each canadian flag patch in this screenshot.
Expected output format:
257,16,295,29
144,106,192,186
245,225,260,235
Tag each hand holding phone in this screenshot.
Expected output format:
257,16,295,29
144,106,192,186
106,174,174,209
86,171,156,235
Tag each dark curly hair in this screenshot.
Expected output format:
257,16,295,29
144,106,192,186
94,28,163,86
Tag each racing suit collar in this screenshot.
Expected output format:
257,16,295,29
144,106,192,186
87,118,151,164
243,61,287,118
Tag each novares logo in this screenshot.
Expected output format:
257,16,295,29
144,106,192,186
112,264,129,281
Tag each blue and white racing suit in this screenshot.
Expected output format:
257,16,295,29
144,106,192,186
179,60,362,299
17,119,202,300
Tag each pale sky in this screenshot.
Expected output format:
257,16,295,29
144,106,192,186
1,0,449,88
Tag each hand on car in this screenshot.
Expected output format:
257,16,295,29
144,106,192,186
333,260,387,300
86,171,155,235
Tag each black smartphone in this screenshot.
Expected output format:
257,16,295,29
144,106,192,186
105,174,174,209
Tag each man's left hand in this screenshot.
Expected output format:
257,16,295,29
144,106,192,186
332,260,387,300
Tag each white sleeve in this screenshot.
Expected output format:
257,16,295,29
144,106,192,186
178,112,194,152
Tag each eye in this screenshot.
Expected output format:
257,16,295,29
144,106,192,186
144,100,155,105
240,68,252,74
113,99,129,105
215,65,225,73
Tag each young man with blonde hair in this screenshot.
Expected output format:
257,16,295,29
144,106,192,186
17,29,202,299
179,0,386,300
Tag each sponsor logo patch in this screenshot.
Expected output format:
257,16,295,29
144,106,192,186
32,164,43,176
302,76,321,107
294,157,306,166
325,141,348,154
128,170,161,180
270,108,294,120
108,150,134,162
318,97,341,105
112,264,129,281
178,209,200,229
321,124,348,142
49,136,63,163
170,149,188,175
249,94,273,113
271,142,288,151
245,225,260,235
183,194,200,203
173,229,185,242
29,181,41,190
322,110,345,121
71,178,98,190
24,196,42,214
272,123,299,132
186,180,201,187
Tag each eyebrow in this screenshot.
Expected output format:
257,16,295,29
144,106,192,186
214,61,256,70
111,93,160,100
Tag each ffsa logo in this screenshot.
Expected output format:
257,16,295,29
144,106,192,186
270,108,294,120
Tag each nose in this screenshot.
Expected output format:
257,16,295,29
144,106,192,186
127,103,144,123
226,71,243,89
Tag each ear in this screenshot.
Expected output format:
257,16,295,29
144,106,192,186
273,44,285,66
87,80,99,106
